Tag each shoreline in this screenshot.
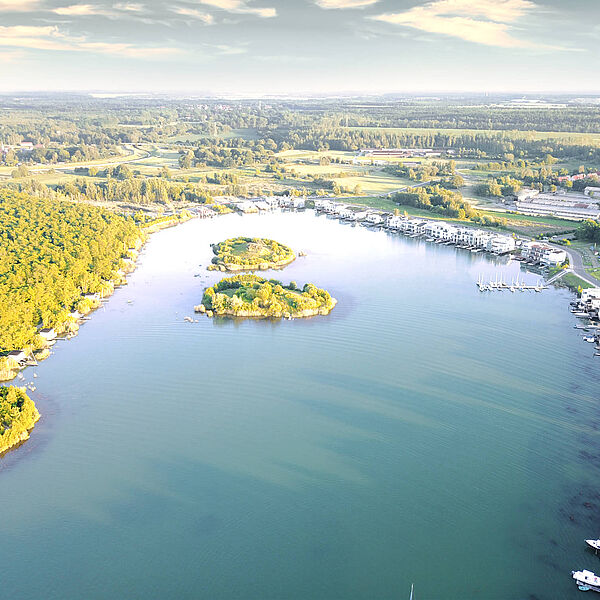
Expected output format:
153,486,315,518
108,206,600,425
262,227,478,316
0,211,196,455
198,297,338,319
208,254,297,272
0,212,195,386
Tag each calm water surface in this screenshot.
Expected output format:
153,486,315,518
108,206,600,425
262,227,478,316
1,211,599,599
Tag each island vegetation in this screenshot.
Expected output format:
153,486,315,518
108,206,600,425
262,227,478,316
0,386,40,455
208,237,296,271
197,274,336,318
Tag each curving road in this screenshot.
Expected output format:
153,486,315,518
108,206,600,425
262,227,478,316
560,245,600,287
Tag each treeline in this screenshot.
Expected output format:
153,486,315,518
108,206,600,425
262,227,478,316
383,160,464,188
279,103,600,134
475,176,523,197
271,128,600,162
0,190,141,352
182,139,278,168
577,220,600,244
0,145,114,167
392,184,503,225
54,177,213,206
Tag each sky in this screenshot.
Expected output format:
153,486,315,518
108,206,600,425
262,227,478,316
0,0,597,95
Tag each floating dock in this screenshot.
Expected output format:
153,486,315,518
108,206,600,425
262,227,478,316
476,274,547,292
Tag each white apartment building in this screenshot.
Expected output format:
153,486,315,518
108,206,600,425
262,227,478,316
521,241,567,265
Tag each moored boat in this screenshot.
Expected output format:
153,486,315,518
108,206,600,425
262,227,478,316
572,569,600,592
586,539,600,551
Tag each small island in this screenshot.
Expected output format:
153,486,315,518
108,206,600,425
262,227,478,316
208,237,296,271
0,386,40,455
197,274,337,319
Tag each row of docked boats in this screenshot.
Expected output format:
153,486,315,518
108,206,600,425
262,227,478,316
572,539,600,592
570,292,600,356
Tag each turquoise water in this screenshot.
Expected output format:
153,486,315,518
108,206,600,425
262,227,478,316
1,211,599,599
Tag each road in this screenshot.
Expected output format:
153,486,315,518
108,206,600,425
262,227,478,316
562,246,600,287
382,180,432,198
0,145,152,179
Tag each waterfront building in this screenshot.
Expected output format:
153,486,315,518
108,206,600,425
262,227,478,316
486,236,516,254
39,328,57,341
314,199,337,213
521,242,567,265
7,350,27,364
365,212,385,225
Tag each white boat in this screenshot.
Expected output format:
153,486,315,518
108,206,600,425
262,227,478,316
573,569,600,592
586,539,600,551
584,337,596,343
409,583,414,600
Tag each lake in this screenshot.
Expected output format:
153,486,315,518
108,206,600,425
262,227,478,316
1,210,599,599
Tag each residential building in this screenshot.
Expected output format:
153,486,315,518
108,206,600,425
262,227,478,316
521,242,567,265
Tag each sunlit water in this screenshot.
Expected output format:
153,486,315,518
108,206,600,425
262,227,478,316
1,210,599,600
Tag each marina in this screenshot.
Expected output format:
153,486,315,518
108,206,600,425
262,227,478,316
476,274,548,292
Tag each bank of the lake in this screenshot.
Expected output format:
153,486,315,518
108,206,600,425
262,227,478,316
0,210,193,387
0,210,598,600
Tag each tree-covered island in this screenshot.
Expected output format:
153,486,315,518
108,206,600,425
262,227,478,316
197,274,336,318
208,237,296,271
0,386,40,455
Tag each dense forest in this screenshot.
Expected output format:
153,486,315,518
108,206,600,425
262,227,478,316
392,185,479,220
0,190,141,353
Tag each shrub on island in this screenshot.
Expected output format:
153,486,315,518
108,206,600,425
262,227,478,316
198,274,336,319
208,237,295,271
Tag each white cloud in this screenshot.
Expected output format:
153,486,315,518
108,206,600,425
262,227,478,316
372,0,564,50
0,24,183,58
53,4,100,16
172,6,214,23
113,2,144,11
315,0,379,8
0,0,38,10
198,0,276,18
